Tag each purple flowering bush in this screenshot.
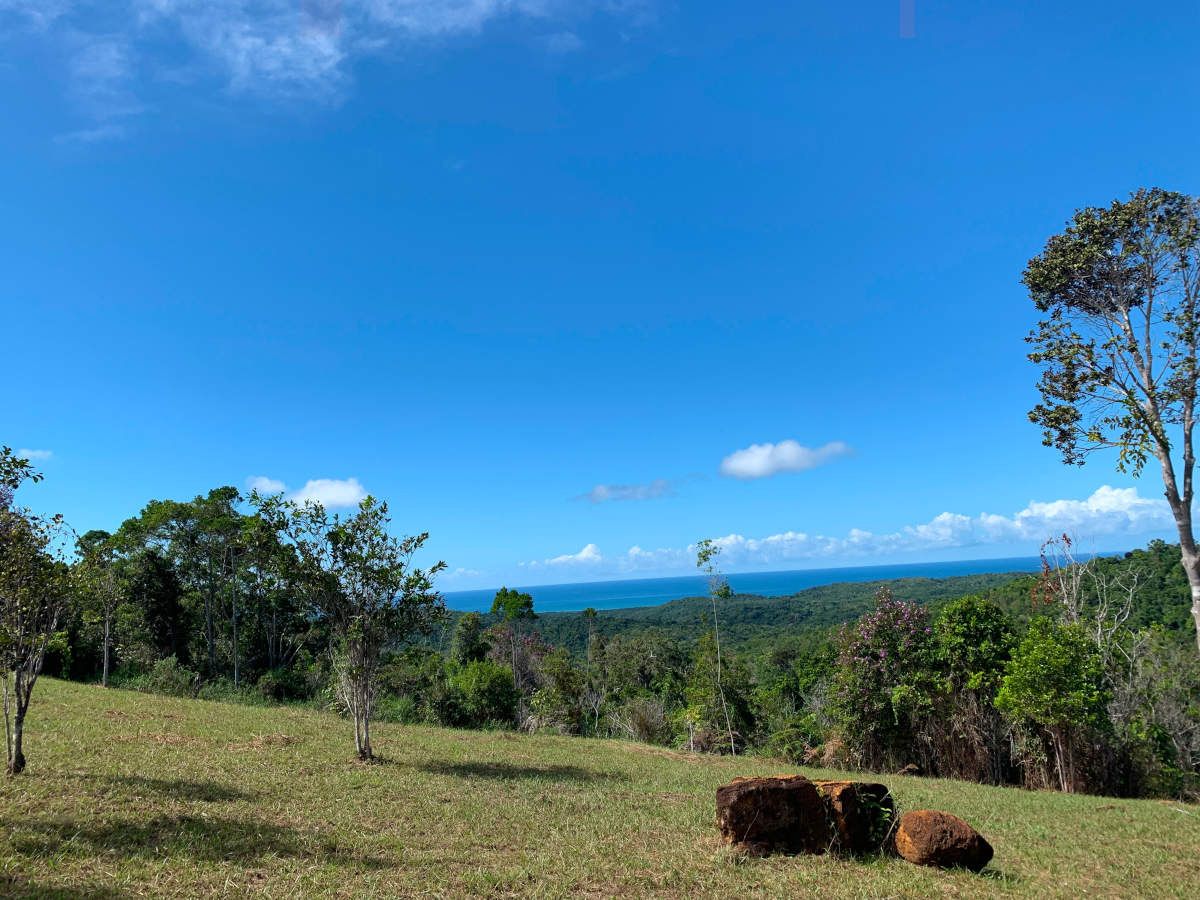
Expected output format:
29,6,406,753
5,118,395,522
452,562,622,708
829,587,939,771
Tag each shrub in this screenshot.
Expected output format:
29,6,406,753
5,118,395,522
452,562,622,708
447,660,520,728
146,655,198,697
829,589,939,771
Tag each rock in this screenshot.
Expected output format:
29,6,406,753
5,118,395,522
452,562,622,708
895,763,922,777
715,775,829,855
815,781,895,854
894,810,993,871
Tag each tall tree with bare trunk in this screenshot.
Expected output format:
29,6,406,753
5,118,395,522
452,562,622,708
1024,188,1200,650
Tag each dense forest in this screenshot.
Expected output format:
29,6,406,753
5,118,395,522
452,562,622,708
4,448,1199,796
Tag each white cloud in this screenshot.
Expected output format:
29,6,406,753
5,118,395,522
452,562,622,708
528,542,603,568
521,485,1176,577
445,566,482,579
245,474,287,494
243,474,367,507
720,439,854,480
577,478,674,503
289,476,368,507
16,448,52,461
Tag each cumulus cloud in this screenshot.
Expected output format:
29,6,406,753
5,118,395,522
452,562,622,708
523,485,1176,576
720,440,854,480
525,542,604,568
244,474,367,507
245,474,287,494
290,477,368,507
577,478,674,503
3,0,650,133
16,448,52,461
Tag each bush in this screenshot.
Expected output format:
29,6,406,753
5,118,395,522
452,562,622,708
146,655,198,697
829,589,938,771
256,667,310,703
446,660,520,728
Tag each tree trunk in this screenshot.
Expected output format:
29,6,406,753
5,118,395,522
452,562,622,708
1181,548,1200,653
7,672,29,776
102,611,111,688
204,593,216,674
231,598,239,689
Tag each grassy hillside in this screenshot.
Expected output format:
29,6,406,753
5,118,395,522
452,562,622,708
528,571,1029,655
2,680,1197,899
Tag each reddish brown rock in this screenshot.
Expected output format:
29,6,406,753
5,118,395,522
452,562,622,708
715,775,829,855
815,781,895,854
894,810,993,871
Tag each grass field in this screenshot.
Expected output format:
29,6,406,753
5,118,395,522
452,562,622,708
2,679,1198,898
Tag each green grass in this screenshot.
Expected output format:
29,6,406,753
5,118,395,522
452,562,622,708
2,679,1198,898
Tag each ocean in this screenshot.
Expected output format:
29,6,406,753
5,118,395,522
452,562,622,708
441,555,1048,614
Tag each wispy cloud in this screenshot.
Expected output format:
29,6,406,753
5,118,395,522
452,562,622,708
4,1,652,135
244,474,367,508
720,439,854,480
576,477,675,503
523,485,1175,576
16,448,53,461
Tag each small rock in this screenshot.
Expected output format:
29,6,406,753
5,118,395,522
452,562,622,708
715,775,829,856
894,810,993,871
815,781,895,854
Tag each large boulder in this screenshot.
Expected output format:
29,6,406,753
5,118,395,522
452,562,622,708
894,810,993,871
715,775,829,855
814,781,895,854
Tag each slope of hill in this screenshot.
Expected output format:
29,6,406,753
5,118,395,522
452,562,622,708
2,679,1195,898
527,571,1029,655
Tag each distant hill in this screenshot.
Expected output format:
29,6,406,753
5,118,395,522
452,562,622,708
523,571,1031,656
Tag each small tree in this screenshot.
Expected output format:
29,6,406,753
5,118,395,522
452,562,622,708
1023,189,1200,650
0,447,72,775
255,492,445,761
829,588,939,771
696,539,736,755
490,587,536,689
996,617,1110,792
449,611,490,665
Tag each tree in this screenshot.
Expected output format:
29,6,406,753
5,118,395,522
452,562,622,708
449,611,490,665
1024,188,1200,649
75,530,128,687
0,447,71,775
996,617,1110,792
696,539,736,755
255,492,445,760
490,587,537,690
829,588,939,771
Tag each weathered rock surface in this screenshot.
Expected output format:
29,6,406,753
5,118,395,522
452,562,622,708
715,775,829,855
894,810,993,871
814,781,895,854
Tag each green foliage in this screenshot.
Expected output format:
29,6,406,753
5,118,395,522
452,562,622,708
935,595,1015,694
490,587,536,624
829,590,940,770
449,611,490,665
446,660,520,728
997,618,1110,732
145,655,199,697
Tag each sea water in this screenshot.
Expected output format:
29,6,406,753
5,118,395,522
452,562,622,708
442,556,1048,614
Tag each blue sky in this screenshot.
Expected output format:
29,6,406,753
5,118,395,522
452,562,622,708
4,1,1198,590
